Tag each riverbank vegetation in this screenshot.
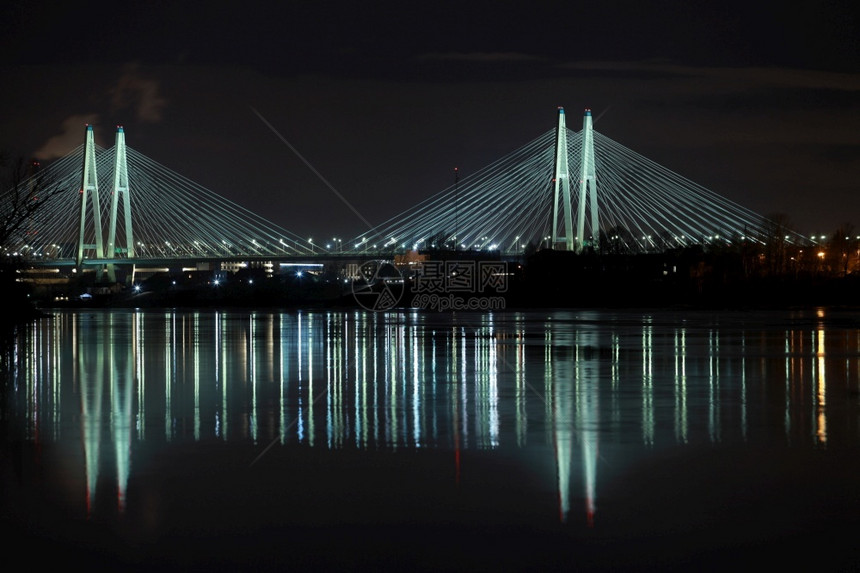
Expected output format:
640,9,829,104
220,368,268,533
18,231,860,312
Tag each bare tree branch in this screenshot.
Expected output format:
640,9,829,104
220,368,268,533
0,156,65,251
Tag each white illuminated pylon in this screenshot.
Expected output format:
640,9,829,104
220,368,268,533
106,126,134,282
76,124,105,268
551,107,574,250
576,109,598,252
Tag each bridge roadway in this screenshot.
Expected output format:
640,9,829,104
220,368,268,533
23,250,519,271
27,253,389,267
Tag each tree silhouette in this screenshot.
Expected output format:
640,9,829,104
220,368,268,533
760,213,796,277
827,222,857,277
1,154,66,325
1,156,64,250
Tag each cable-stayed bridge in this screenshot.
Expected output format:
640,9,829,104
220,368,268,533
350,108,806,254
3,108,806,282
5,125,317,281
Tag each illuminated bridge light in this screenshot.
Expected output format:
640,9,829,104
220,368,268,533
14,112,808,266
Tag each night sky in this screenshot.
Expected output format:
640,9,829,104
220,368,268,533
1,0,858,241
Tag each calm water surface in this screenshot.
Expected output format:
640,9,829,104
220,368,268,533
3,308,860,571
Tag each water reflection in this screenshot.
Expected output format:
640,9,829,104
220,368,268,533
7,308,860,527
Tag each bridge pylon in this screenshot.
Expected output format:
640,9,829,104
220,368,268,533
106,126,134,283
551,107,574,251
575,109,598,252
76,125,106,273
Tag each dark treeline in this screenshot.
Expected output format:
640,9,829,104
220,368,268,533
515,228,860,309
9,235,860,313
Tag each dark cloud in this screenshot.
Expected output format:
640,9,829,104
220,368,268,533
110,64,167,123
420,52,544,63
1,1,858,237
34,114,99,160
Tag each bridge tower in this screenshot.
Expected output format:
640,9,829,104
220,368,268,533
76,125,106,269
106,126,134,282
575,109,598,252
551,107,574,251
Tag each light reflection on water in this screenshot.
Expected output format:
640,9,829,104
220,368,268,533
6,307,860,553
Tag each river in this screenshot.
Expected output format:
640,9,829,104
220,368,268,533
2,307,860,571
